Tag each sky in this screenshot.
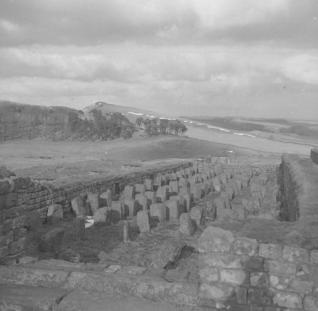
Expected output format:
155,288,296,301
0,0,317,119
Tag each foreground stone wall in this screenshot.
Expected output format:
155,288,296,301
0,162,191,263
198,225,318,310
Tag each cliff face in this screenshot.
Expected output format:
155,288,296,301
0,101,83,141
0,101,135,142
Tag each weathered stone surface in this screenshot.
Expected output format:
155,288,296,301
145,191,155,203
310,148,318,165
47,204,63,224
111,201,123,219
199,283,234,301
190,206,204,227
179,213,196,236
250,272,268,287
87,192,100,214
200,253,243,269
199,266,219,283
156,186,168,202
219,269,246,285
151,240,186,269
165,199,180,221
39,227,65,254
181,193,191,212
259,244,282,260
304,295,318,311
135,194,149,210
265,260,297,275
123,185,135,200
169,180,179,193
136,211,150,233
273,291,302,309
232,238,258,256
93,207,107,223
282,246,309,263
198,226,234,253
100,189,112,207
0,266,69,288
150,203,167,222
135,184,146,194
0,284,68,311
144,178,153,191
124,199,139,217
71,196,86,217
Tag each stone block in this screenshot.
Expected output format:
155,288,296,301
123,199,139,217
149,203,167,222
179,213,196,236
100,189,112,207
265,260,297,276
273,291,302,309
269,275,292,290
310,148,318,165
248,288,273,306
47,204,63,224
303,295,318,311
199,283,234,302
250,272,269,287
165,199,180,221
39,227,65,254
200,253,243,269
191,183,203,201
156,186,168,202
282,246,309,263
181,193,192,212
199,266,219,283
93,207,107,223
232,237,258,256
145,191,155,203
289,279,314,294
310,250,318,264
212,178,221,192
71,196,86,217
86,193,99,214
135,184,145,194
151,239,185,269
111,201,123,219
219,269,247,285
190,206,205,227
135,194,149,210
136,210,150,233
144,178,153,191
198,226,234,253
169,180,179,194
123,185,135,200
259,243,282,260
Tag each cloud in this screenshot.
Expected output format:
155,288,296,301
281,54,318,84
0,0,317,46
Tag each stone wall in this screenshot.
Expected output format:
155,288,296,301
0,162,191,263
277,155,302,221
198,225,318,310
311,149,318,165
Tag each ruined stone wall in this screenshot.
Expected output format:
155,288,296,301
0,162,191,263
277,155,302,221
198,226,318,310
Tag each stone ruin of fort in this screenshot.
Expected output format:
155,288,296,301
1,150,318,310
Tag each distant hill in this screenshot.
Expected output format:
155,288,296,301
0,100,136,142
84,102,164,123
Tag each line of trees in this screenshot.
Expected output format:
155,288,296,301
69,109,136,140
136,117,187,136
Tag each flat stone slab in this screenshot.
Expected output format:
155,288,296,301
0,285,68,311
57,290,202,311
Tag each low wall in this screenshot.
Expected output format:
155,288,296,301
198,225,318,310
0,161,191,263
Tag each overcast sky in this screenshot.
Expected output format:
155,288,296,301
0,0,317,119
